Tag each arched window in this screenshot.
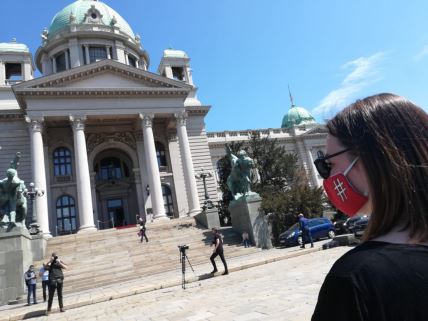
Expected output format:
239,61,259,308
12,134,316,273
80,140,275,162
155,142,167,168
96,157,129,181
56,195,77,235
162,184,174,217
53,147,72,176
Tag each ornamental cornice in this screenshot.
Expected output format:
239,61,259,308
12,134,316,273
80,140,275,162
0,113,24,121
86,131,137,154
14,88,189,97
16,60,193,91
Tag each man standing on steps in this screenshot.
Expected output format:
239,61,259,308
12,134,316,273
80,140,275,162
210,227,229,275
45,252,68,315
298,213,313,248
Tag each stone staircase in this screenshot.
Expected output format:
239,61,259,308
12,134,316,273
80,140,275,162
33,218,260,294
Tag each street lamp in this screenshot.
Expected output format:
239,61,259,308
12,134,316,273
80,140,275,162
23,182,45,235
195,168,215,210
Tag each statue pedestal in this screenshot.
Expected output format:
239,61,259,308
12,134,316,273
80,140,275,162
0,229,47,306
229,193,272,249
194,207,220,229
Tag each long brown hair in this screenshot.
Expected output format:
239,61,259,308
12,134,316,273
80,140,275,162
327,93,428,242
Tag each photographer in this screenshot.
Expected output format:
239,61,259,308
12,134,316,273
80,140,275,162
45,252,67,315
210,227,228,275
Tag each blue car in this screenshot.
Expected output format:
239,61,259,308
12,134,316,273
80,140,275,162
279,217,336,247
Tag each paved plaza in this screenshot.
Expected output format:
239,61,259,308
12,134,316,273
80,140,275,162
9,246,351,321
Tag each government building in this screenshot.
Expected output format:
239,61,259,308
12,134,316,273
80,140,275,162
0,0,326,238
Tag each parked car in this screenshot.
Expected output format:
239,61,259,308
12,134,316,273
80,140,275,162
279,217,335,247
354,216,370,237
344,215,369,234
333,219,348,235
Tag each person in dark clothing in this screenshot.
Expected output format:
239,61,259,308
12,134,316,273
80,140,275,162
45,252,67,315
210,227,228,275
24,265,37,305
312,93,428,321
138,216,149,243
298,213,313,248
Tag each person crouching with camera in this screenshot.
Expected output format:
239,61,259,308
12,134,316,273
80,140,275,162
45,252,67,315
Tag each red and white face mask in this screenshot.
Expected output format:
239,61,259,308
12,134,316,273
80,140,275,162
323,157,368,217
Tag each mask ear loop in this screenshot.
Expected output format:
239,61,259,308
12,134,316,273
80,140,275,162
343,157,359,176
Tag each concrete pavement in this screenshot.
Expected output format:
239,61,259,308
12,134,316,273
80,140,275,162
0,241,351,321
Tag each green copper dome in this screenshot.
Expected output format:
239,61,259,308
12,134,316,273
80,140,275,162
281,105,316,129
48,0,135,39
0,39,29,53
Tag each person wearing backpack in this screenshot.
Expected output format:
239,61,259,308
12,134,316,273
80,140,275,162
24,265,37,306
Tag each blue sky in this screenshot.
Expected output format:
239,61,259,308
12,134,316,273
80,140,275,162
2,0,428,131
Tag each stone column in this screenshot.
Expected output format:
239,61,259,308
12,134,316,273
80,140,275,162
90,172,98,228
65,50,70,70
68,39,81,68
0,61,5,85
84,45,90,65
70,116,96,232
106,46,111,59
139,114,167,220
132,168,145,217
25,117,51,237
52,57,57,73
174,112,200,215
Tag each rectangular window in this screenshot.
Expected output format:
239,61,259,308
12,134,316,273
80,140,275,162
128,55,136,67
172,67,184,81
5,63,22,84
56,52,67,72
89,46,107,63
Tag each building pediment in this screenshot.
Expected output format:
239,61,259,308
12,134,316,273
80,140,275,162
12,60,192,109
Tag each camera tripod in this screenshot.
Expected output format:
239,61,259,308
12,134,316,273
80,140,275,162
179,247,194,289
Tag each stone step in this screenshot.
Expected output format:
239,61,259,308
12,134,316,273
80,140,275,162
32,219,250,295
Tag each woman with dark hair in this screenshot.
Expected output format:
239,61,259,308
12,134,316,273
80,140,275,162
312,93,428,321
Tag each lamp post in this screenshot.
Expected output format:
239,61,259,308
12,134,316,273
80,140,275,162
195,168,215,210
23,182,45,235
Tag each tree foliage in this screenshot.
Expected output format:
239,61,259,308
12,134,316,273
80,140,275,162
216,132,325,244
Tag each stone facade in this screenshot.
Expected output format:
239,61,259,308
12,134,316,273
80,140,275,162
0,0,326,238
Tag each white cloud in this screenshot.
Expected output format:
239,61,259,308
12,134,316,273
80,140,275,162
414,45,428,62
312,52,385,119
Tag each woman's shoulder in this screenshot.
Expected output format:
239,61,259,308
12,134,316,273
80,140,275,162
329,241,428,277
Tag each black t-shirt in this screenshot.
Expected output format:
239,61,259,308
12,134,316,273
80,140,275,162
49,260,64,280
212,233,223,252
312,241,428,321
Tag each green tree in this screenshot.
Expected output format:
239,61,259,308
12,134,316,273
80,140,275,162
217,133,325,244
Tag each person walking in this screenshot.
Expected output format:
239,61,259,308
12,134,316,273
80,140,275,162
38,264,49,302
210,227,228,275
298,213,313,248
138,216,149,243
312,93,428,321
45,252,67,315
24,265,37,306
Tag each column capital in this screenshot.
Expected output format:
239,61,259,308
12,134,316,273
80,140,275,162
174,111,188,126
69,115,87,131
25,116,44,132
139,113,154,128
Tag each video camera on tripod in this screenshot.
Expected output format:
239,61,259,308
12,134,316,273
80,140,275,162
178,244,193,289
178,244,189,254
